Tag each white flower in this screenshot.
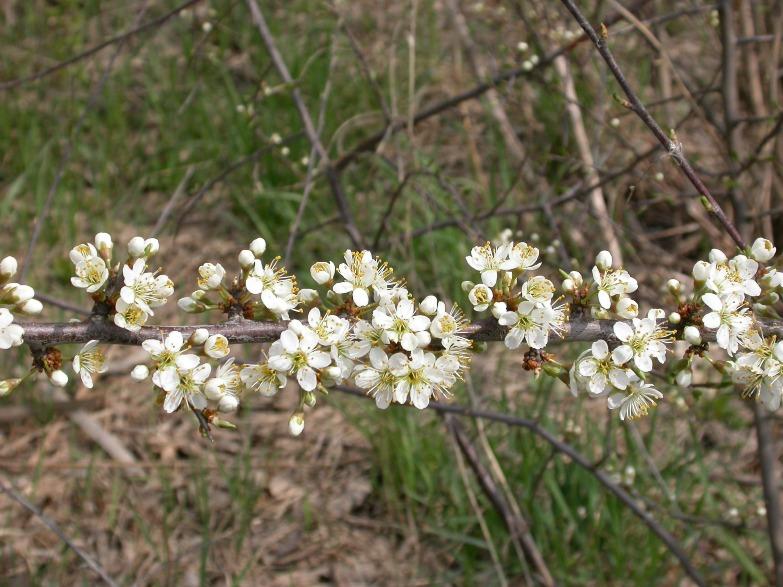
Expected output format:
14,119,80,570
240,361,286,396
468,283,494,312
71,257,109,292
616,297,639,319
500,241,541,273
354,348,399,409
520,276,555,303
611,310,671,371
466,242,512,287
332,250,378,307
120,259,173,315
701,293,753,355
499,300,567,350
608,374,663,420
389,348,445,409
245,258,296,313
72,340,107,388
0,308,24,349
592,266,638,310
268,324,331,391
751,238,776,263
204,358,243,412
128,236,158,258
204,334,230,358
419,295,438,315
429,302,470,348
142,331,200,390
94,232,113,258
197,263,226,290
307,307,349,346
310,261,336,285
162,360,211,413
372,298,431,351
731,335,783,409
69,243,99,265
113,299,149,332
576,340,630,396
706,255,760,300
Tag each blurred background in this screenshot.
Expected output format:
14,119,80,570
1,0,781,584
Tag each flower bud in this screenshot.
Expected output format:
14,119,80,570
0,378,21,397
562,278,574,292
767,292,780,305
0,256,17,282
178,296,205,313
205,334,230,358
191,328,209,345
708,248,727,264
419,295,438,315
204,379,223,401
668,312,681,325
298,288,319,303
249,237,267,257
94,232,113,260
238,249,255,269
692,260,710,282
751,237,776,263
191,289,207,300
303,391,317,407
144,238,160,256
7,284,34,303
595,250,613,270
676,369,692,387
753,303,770,316
648,308,666,321
666,279,681,295
289,412,305,436
130,365,149,381
218,394,239,413
461,280,475,293
127,236,146,258
18,299,43,315
616,297,639,319
49,369,68,387
491,301,507,319
310,261,335,285
568,271,583,287
683,326,701,345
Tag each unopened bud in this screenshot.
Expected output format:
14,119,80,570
49,369,68,387
562,278,574,292
4,283,34,303
310,261,335,285
298,288,319,303
130,365,149,381
0,256,17,282
692,260,710,282
568,271,583,287
668,312,681,325
0,378,21,397
683,326,701,345
595,250,613,270
303,391,317,407
708,249,727,264
289,412,305,436
461,280,475,293
238,249,255,269
676,369,692,387
419,295,438,315
18,299,42,315
144,238,159,256
191,328,209,345
249,237,267,257
94,232,113,260
218,394,239,413
178,297,206,313
127,236,146,258
751,237,776,263
666,279,681,294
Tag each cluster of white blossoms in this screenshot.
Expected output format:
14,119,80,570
69,233,173,332
6,228,783,434
178,238,304,320
464,241,567,349
0,256,41,351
